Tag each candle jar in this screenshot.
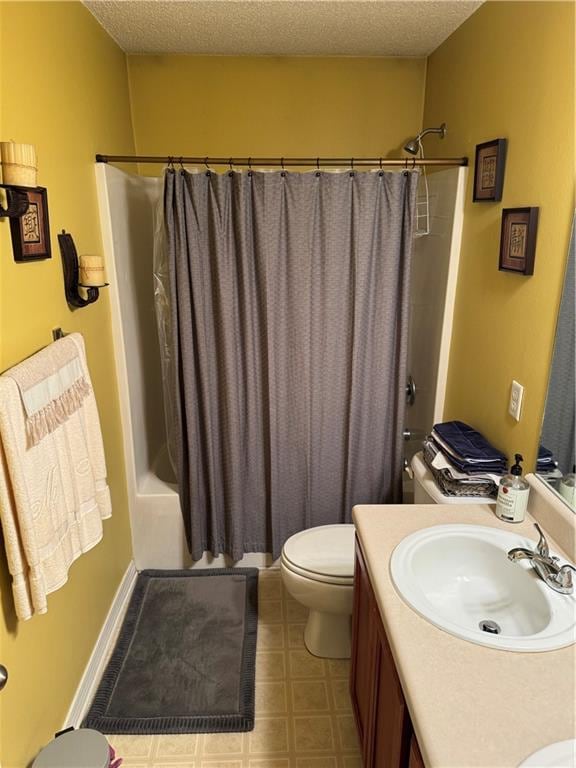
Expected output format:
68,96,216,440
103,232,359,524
0,142,38,187
79,254,107,287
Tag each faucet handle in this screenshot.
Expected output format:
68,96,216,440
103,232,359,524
545,564,575,595
557,564,576,590
533,523,550,558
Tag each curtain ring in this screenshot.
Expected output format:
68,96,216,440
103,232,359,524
316,157,320,170
404,157,408,170
228,157,233,172
412,157,417,170
167,156,174,171
248,157,252,170
379,157,383,170
351,158,354,170
204,156,210,171
281,157,285,170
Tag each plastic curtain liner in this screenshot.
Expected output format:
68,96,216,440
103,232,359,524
153,174,178,478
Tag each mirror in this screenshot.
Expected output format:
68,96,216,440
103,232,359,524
537,214,575,511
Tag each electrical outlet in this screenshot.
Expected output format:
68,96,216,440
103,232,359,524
509,380,524,421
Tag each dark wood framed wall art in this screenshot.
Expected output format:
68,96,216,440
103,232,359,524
9,186,51,261
473,139,507,202
499,207,539,275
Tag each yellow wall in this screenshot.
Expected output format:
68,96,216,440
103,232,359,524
127,55,426,163
0,3,134,766
423,0,575,470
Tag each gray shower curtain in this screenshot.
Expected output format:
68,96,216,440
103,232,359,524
164,169,418,561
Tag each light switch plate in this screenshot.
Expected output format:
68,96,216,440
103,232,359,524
509,380,524,421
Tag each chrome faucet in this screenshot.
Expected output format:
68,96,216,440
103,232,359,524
507,523,576,595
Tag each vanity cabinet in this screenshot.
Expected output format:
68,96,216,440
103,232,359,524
409,735,425,768
350,540,420,768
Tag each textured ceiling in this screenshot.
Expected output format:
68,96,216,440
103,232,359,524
84,1,484,56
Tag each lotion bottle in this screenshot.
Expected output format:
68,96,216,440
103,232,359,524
495,454,529,523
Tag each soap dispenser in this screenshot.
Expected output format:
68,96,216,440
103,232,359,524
495,453,529,523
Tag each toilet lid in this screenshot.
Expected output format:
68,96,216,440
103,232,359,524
282,524,355,581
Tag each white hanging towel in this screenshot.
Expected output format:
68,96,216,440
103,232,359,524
0,333,111,620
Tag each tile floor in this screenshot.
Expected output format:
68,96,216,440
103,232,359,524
106,568,361,767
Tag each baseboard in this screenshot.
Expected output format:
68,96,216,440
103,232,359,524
64,560,138,729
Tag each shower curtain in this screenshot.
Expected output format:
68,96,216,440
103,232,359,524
162,168,418,561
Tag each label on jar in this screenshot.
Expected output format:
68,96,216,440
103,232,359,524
495,484,529,522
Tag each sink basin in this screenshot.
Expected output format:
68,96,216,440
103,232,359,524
390,524,576,651
519,739,576,767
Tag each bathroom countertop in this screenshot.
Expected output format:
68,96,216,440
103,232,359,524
352,503,576,768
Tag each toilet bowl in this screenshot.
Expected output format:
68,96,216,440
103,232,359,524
280,524,356,659
281,456,488,659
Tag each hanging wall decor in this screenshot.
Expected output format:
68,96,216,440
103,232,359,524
499,207,539,275
58,230,107,308
473,138,507,202
9,186,51,261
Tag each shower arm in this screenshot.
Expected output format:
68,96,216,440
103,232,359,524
415,124,447,145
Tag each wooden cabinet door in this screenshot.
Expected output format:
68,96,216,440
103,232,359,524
408,734,425,768
372,626,412,768
350,545,380,764
350,539,419,768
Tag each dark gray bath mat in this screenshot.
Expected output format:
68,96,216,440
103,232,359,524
83,568,258,734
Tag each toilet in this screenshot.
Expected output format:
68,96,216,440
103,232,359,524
281,453,491,660
280,524,356,659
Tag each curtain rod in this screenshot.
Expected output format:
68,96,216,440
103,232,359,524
95,154,468,168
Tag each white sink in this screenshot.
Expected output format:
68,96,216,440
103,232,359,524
519,739,576,767
390,524,576,651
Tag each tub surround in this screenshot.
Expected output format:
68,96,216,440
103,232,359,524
352,495,576,767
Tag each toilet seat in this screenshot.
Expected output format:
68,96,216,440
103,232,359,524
281,524,355,585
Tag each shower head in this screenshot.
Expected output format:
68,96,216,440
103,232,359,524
404,123,447,155
404,138,421,155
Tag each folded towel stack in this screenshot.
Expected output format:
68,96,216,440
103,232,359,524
0,333,111,620
422,420,507,499
431,421,508,475
536,444,560,474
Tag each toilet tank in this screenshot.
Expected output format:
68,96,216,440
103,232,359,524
411,452,492,505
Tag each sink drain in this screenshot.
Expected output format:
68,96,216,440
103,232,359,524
479,619,501,634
